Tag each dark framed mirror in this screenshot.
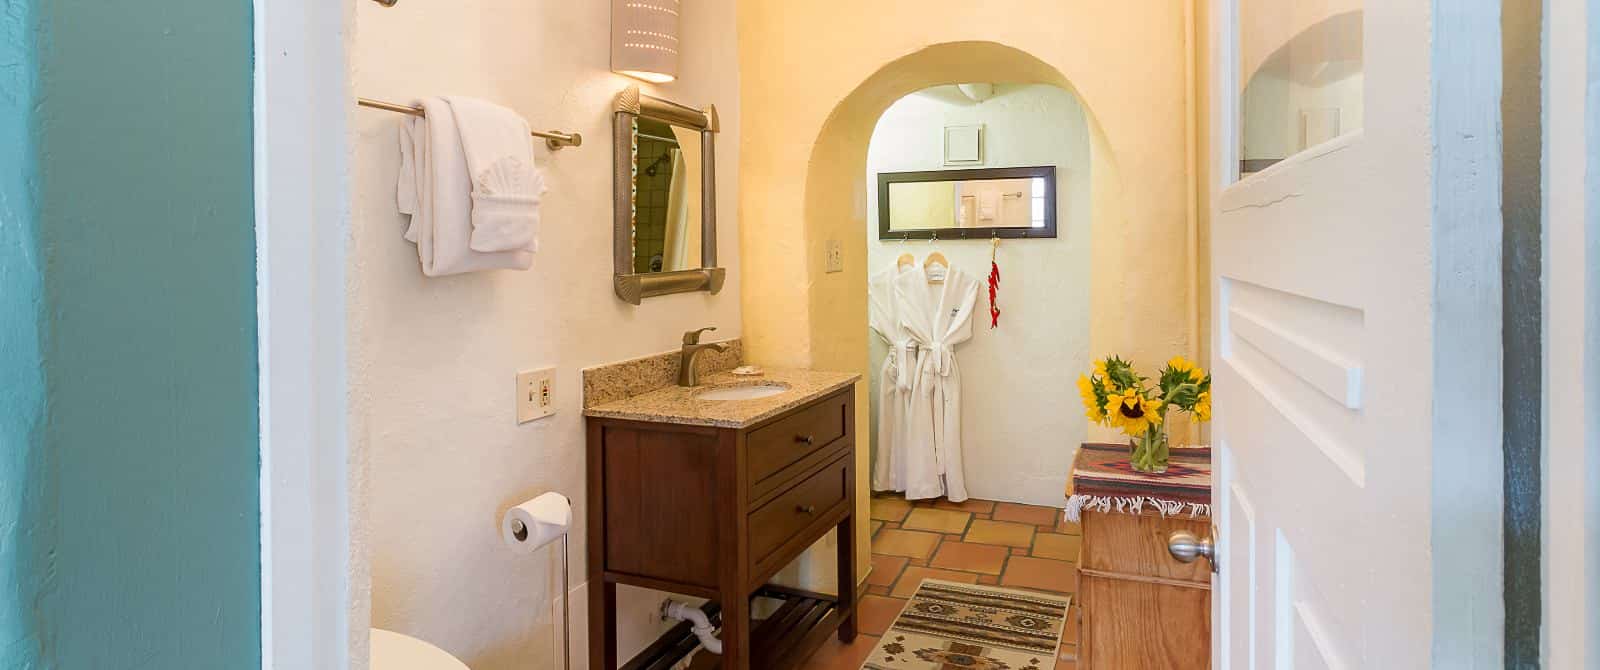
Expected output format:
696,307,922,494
876,165,1057,240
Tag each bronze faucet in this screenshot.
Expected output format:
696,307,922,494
678,327,729,387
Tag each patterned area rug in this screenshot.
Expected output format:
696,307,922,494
861,580,1071,670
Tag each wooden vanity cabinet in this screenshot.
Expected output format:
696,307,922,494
586,387,857,670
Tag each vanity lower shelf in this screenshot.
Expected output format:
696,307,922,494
624,586,844,670
738,587,846,670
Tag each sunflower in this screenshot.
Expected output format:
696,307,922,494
1193,390,1212,422
1077,375,1105,423
1105,389,1163,437
1167,356,1206,382
1093,359,1109,379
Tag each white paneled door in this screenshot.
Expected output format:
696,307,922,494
1209,2,1503,668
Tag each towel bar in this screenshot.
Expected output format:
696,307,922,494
357,97,583,150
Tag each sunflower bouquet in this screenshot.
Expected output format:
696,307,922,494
1077,356,1212,473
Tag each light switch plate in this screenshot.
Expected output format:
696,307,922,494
825,239,843,273
517,368,557,423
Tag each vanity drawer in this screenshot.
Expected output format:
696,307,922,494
746,391,849,485
748,457,848,565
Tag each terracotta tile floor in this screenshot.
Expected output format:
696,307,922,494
797,493,1083,670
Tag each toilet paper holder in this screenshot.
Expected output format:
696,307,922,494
506,502,573,670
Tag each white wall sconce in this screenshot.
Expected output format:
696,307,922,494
612,0,680,84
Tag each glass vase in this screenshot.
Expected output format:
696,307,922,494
1129,425,1170,474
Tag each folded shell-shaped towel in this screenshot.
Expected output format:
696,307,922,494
447,96,546,254
469,156,546,253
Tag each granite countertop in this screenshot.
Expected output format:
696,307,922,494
583,368,861,429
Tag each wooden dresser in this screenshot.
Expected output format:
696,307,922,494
1070,443,1213,669
586,384,858,670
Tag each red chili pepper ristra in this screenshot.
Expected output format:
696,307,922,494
987,260,1001,328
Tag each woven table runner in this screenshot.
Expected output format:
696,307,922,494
1063,442,1212,522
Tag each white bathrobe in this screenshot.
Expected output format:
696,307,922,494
869,264,918,493
895,263,980,501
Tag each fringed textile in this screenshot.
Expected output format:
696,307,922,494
1060,442,1212,523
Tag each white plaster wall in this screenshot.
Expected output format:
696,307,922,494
349,2,741,667
1542,0,1599,662
864,85,1092,506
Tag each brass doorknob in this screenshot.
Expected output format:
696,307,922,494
1168,531,1218,573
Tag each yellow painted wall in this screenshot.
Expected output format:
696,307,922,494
736,2,1199,581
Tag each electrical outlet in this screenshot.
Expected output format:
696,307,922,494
517,368,557,423
825,239,844,273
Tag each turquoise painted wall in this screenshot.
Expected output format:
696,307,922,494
1,0,260,667
1,0,49,666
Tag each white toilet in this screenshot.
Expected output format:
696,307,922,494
370,628,471,670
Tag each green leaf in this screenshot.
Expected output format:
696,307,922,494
1165,383,1201,408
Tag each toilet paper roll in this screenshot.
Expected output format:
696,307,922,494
501,492,572,554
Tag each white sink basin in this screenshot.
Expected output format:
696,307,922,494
695,384,791,401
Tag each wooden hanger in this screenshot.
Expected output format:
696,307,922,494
897,253,916,269
923,250,949,284
922,231,948,283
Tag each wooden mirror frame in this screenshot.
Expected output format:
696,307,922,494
612,85,725,305
876,165,1058,240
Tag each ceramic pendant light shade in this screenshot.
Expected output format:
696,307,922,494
612,0,680,84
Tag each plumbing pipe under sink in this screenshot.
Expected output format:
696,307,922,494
662,600,722,655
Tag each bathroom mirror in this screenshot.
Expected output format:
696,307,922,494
877,166,1057,239
612,85,724,304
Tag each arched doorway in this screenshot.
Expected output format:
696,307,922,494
771,39,1192,580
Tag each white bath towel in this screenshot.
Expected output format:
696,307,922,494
444,96,545,253
397,97,534,276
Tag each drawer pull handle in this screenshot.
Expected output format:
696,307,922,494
795,435,815,445
796,504,817,515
